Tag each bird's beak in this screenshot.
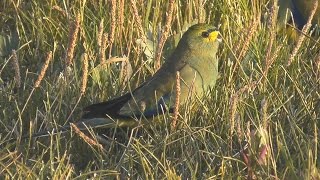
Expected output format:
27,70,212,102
217,33,222,43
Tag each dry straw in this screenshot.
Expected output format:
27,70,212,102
21,51,53,114
80,53,88,95
232,16,259,77
233,16,259,58
237,17,259,61
11,50,20,88
265,45,282,73
155,0,175,70
34,51,53,88
229,81,258,136
108,0,117,58
118,0,125,55
105,57,128,64
70,123,104,150
316,53,320,74
197,0,206,23
171,71,181,130
119,57,133,87
229,92,238,136
65,13,81,67
66,53,89,121
264,0,278,75
99,33,108,64
130,0,147,43
287,0,318,66
261,45,283,82
97,18,104,48
52,5,66,17
260,98,268,129
118,0,125,29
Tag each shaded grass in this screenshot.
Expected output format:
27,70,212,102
0,0,319,179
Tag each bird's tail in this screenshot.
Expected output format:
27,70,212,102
2,117,120,146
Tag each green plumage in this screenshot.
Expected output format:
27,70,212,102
277,0,319,41
278,0,320,27
81,23,220,127
25,23,221,139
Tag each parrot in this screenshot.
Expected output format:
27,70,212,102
11,23,221,140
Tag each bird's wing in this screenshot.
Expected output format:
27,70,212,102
82,55,188,120
118,57,188,117
81,82,146,119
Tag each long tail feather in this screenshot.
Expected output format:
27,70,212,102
2,117,119,145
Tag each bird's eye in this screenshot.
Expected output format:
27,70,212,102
201,31,209,38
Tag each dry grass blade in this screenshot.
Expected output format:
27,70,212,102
264,0,278,76
229,81,258,132
34,51,53,88
97,18,104,48
65,13,81,67
99,33,108,64
1,0,319,178
119,57,133,87
80,53,88,95
52,5,66,17
231,16,259,77
237,17,259,60
316,53,320,74
130,0,147,43
155,0,175,70
260,98,268,128
118,0,125,29
70,123,104,150
232,16,258,57
11,50,20,88
108,0,117,58
21,51,52,114
171,71,180,130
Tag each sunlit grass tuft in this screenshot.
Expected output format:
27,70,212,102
0,0,319,179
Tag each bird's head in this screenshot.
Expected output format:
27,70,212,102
179,23,221,53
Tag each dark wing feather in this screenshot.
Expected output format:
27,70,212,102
82,44,188,120
81,83,146,119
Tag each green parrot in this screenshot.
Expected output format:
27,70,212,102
22,23,221,139
291,0,320,28
278,0,320,29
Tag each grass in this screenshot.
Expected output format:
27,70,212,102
0,0,319,179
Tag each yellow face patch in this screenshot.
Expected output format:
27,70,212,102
208,31,219,41
201,30,220,43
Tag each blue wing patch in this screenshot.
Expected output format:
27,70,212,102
141,93,174,117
